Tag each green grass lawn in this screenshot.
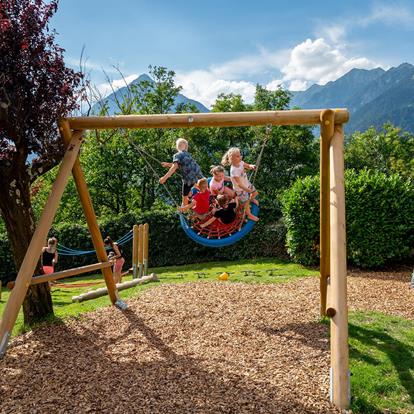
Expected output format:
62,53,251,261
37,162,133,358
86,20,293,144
348,311,414,414
1,258,413,413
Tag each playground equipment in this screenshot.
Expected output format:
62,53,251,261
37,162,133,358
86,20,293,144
133,223,149,278
0,109,350,410
72,273,158,302
71,223,152,302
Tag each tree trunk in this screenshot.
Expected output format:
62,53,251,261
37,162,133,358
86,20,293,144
0,173,53,324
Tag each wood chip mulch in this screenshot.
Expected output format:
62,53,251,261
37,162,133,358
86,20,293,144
0,270,412,413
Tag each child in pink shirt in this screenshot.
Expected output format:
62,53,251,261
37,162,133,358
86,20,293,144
209,165,235,198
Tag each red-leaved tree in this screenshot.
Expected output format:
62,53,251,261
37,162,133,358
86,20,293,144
0,0,83,323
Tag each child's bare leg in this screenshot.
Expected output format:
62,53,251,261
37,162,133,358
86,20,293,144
250,190,259,205
245,200,259,222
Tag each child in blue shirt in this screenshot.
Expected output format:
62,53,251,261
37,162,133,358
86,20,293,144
160,138,204,205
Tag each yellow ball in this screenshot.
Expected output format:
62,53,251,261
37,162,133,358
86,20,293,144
218,272,229,281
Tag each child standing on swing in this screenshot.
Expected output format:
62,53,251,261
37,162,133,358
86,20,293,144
159,138,204,206
221,147,259,222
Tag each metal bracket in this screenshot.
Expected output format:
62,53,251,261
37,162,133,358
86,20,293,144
115,300,128,310
0,331,11,358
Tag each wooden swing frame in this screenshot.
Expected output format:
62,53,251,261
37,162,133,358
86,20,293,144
0,108,350,410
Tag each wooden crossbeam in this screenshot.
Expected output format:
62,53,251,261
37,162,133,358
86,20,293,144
65,109,349,130
7,262,112,289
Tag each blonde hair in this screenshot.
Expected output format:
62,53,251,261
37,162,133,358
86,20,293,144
221,147,240,166
210,165,225,175
196,178,208,189
176,138,188,151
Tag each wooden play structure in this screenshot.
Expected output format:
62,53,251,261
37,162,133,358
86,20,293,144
0,109,350,410
71,223,155,302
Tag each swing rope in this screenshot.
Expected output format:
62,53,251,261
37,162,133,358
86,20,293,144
58,230,133,256
237,125,272,229
127,136,183,210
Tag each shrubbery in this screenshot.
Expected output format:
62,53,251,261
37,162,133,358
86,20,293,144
0,209,287,284
281,170,414,268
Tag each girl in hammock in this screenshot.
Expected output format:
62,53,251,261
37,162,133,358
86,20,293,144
221,147,259,222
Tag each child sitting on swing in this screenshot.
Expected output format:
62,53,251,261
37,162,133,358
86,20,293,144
179,178,211,219
199,194,238,228
209,165,235,198
221,147,259,222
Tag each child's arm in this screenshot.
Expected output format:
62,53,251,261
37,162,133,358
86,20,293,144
113,243,122,259
53,251,58,264
159,163,178,184
224,176,232,182
243,163,256,170
161,162,173,168
200,216,217,228
179,200,195,213
233,176,253,193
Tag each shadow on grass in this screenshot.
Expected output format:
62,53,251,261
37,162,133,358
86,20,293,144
349,322,414,410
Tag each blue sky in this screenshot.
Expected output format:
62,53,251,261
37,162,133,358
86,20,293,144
52,0,414,107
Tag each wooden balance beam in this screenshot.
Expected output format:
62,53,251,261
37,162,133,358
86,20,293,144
7,262,112,289
71,273,158,303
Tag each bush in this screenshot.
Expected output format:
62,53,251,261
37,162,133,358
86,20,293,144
281,170,414,268
0,208,288,284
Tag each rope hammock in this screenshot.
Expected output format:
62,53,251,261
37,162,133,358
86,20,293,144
57,230,133,256
128,126,271,248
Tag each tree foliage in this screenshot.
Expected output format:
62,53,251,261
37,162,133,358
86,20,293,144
0,0,83,323
345,123,414,179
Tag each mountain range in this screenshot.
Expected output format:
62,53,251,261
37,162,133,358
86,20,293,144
290,62,414,133
92,74,209,115
94,63,414,134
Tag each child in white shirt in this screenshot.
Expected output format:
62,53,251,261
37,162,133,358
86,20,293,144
221,147,259,222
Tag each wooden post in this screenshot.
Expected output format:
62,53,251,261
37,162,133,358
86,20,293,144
138,224,144,278
0,132,83,357
329,124,350,409
132,224,139,279
143,223,149,276
59,120,119,305
320,110,334,316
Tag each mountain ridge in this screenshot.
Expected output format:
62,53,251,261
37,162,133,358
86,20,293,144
290,63,414,133
92,74,209,114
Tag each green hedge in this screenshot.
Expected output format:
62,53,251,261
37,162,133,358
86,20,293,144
281,170,414,268
0,209,287,284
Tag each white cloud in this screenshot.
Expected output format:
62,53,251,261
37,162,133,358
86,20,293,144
96,73,139,97
265,79,284,91
281,38,380,90
360,4,414,27
209,47,289,80
176,70,256,108
317,24,347,44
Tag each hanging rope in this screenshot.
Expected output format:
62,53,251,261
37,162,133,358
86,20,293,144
236,125,272,230
57,230,133,256
250,124,272,184
127,136,183,209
